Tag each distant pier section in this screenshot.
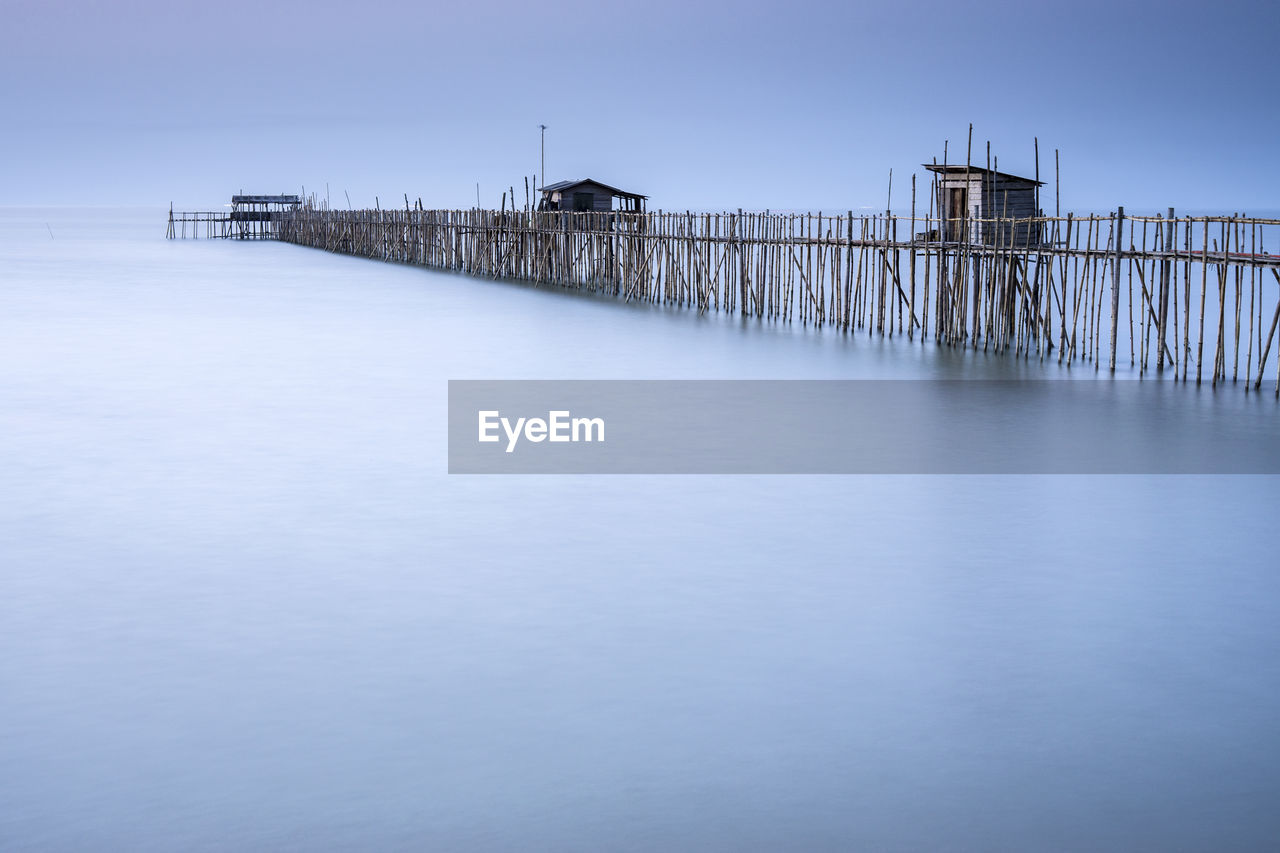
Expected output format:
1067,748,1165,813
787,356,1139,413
166,194,300,239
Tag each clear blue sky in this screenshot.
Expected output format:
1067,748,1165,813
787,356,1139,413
3,0,1276,213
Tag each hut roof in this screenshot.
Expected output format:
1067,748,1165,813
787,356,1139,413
537,179,647,200
922,165,1043,186
232,194,302,204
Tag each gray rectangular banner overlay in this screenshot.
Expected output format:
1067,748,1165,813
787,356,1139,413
448,380,1279,474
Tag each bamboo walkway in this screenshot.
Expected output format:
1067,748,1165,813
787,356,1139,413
265,203,1280,393
165,210,232,239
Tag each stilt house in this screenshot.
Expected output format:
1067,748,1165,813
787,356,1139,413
923,165,1042,246
537,179,646,213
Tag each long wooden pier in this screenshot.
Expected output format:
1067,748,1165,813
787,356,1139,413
263,204,1280,393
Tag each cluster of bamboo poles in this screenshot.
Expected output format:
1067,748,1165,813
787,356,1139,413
268,202,1280,393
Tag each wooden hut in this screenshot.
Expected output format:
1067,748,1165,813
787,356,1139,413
537,179,646,213
230,194,300,239
923,165,1042,246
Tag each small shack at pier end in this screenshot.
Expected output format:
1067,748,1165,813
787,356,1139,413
230,194,301,239
537,179,647,213
923,164,1042,247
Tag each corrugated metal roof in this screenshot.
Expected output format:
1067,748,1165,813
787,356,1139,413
922,165,1044,186
536,178,647,199
231,195,301,204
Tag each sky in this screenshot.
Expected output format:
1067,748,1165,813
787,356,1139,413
3,0,1277,213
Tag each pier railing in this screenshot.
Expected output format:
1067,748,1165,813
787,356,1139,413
165,205,292,240
268,206,1280,391
165,210,232,239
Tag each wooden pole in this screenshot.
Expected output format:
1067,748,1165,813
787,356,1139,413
1254,270,1280,390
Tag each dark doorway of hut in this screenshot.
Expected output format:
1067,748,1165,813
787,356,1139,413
947,187,968,239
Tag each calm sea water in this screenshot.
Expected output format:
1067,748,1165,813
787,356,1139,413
2,208,1278,851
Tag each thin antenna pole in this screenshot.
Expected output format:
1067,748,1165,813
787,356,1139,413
1034,137,1040,214
1055,149,1060,219
1034,137,1042,245
539,124,548,189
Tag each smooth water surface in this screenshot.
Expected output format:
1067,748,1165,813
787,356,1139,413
2,209,1278,851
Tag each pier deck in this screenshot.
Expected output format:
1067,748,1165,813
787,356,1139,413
170,200,1280,393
